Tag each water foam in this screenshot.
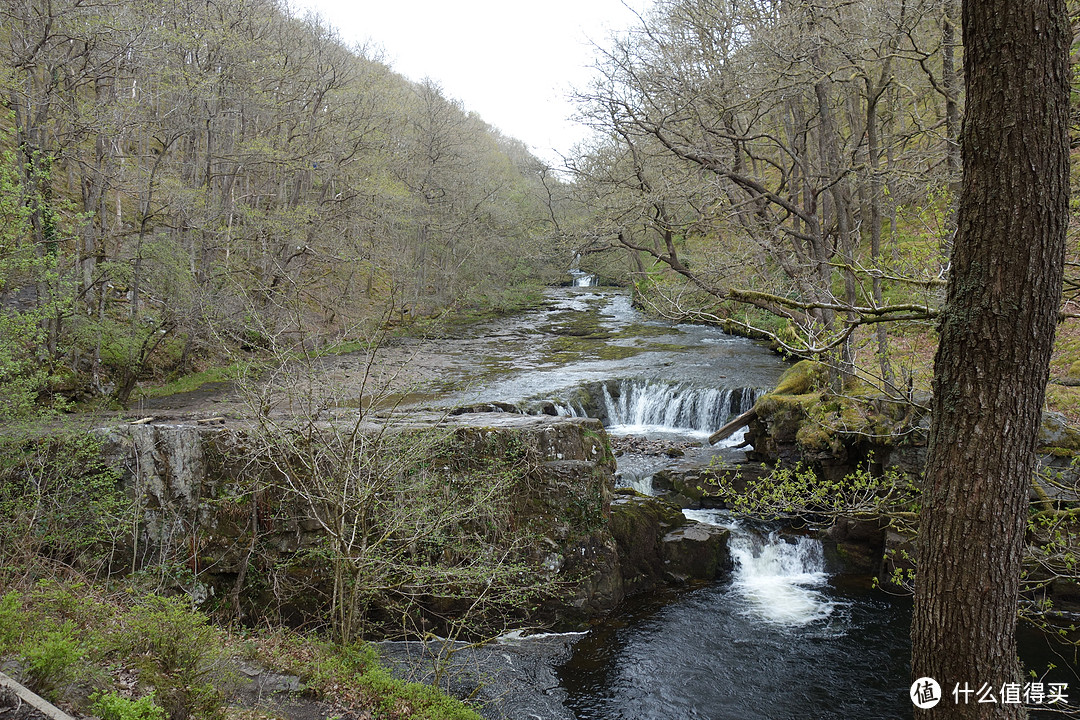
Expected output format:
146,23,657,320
686,511,836,627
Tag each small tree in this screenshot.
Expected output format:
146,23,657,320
237,318,556,643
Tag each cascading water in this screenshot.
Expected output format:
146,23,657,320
570,270,599,287
555,379,760,439
568,254,599,287
684,509,836,626
560,510,913,720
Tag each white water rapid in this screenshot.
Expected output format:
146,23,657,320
557,379,759,439
570,271,598,287
684,509,837,627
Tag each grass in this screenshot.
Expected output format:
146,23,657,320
135,361,256,400
0,580,482,720
252,630,481,720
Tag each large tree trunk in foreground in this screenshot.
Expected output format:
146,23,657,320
911,1,1069,717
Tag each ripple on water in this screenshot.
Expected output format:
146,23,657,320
559,578,913,720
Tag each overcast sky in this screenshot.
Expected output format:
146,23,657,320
288,0,652,166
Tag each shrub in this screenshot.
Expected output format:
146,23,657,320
0,591,21,654
22,622,86,700
118,596,226,720
91,691,167,720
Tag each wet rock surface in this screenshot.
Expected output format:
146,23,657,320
609,490,731,596
377,635,579,720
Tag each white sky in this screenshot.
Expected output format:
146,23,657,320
288,0,652,166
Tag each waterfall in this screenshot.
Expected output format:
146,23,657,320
685,510,836,626
556,380,760,437
569,270,598,287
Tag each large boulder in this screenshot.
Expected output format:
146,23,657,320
609,490,730,596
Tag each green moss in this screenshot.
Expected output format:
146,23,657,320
1044,446,1080,459
794,422,839,452
609,494,685,544
541,336,644,363
754,360,924,454
539,311,612,339
771,360,828,396
1046,385,1080,423
753,365,825,443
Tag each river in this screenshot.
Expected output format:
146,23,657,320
422,282,1079,720
490,285,912,718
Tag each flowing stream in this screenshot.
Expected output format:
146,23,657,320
558,507,913,719
343,282,1078,718
441,284,917,716
429,282,1075,719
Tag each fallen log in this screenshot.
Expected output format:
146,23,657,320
708,409,756,446
0,671,78,720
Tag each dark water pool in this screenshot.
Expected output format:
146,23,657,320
559,573,911,719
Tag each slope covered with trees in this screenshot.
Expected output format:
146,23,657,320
567,0,1080,401
0,0,571,413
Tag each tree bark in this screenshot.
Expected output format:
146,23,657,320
911,1,1069,717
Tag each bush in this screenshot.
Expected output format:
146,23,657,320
358,664,481,720
91,691,167,720
118,596,226,720
0,591,21,654
0,428,129,576
22,622,86,700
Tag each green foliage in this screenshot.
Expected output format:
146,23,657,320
0,121,69,419
253,631,481,720
4,578,482,720
6,583,224,720
0,591,20,654
716,459,919,532
358,663,481,720
135,360,255,400
23,622,87,699
91,692,167,720
117,596,227,720
0,427,129,575
0,0,567,409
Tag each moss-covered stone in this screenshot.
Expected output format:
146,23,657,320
609,491,686,596
97,414,629,634
771,360,830,396
1039,411,1080,454
608,491,731,594
748,359,931,473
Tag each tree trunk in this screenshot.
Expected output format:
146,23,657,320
911,1,1069,717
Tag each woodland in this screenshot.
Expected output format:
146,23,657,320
1,0,1079,417
2,0,1080,719
0,0,576,414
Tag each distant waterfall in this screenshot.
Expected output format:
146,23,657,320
569,270,598,287
555,379,760,437
568,255,598,287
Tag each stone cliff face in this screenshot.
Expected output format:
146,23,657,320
97,412,730,633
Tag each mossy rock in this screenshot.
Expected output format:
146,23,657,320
754,390,822,444
771,360,829,395
609,492,688,595
1039,411,1080,453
